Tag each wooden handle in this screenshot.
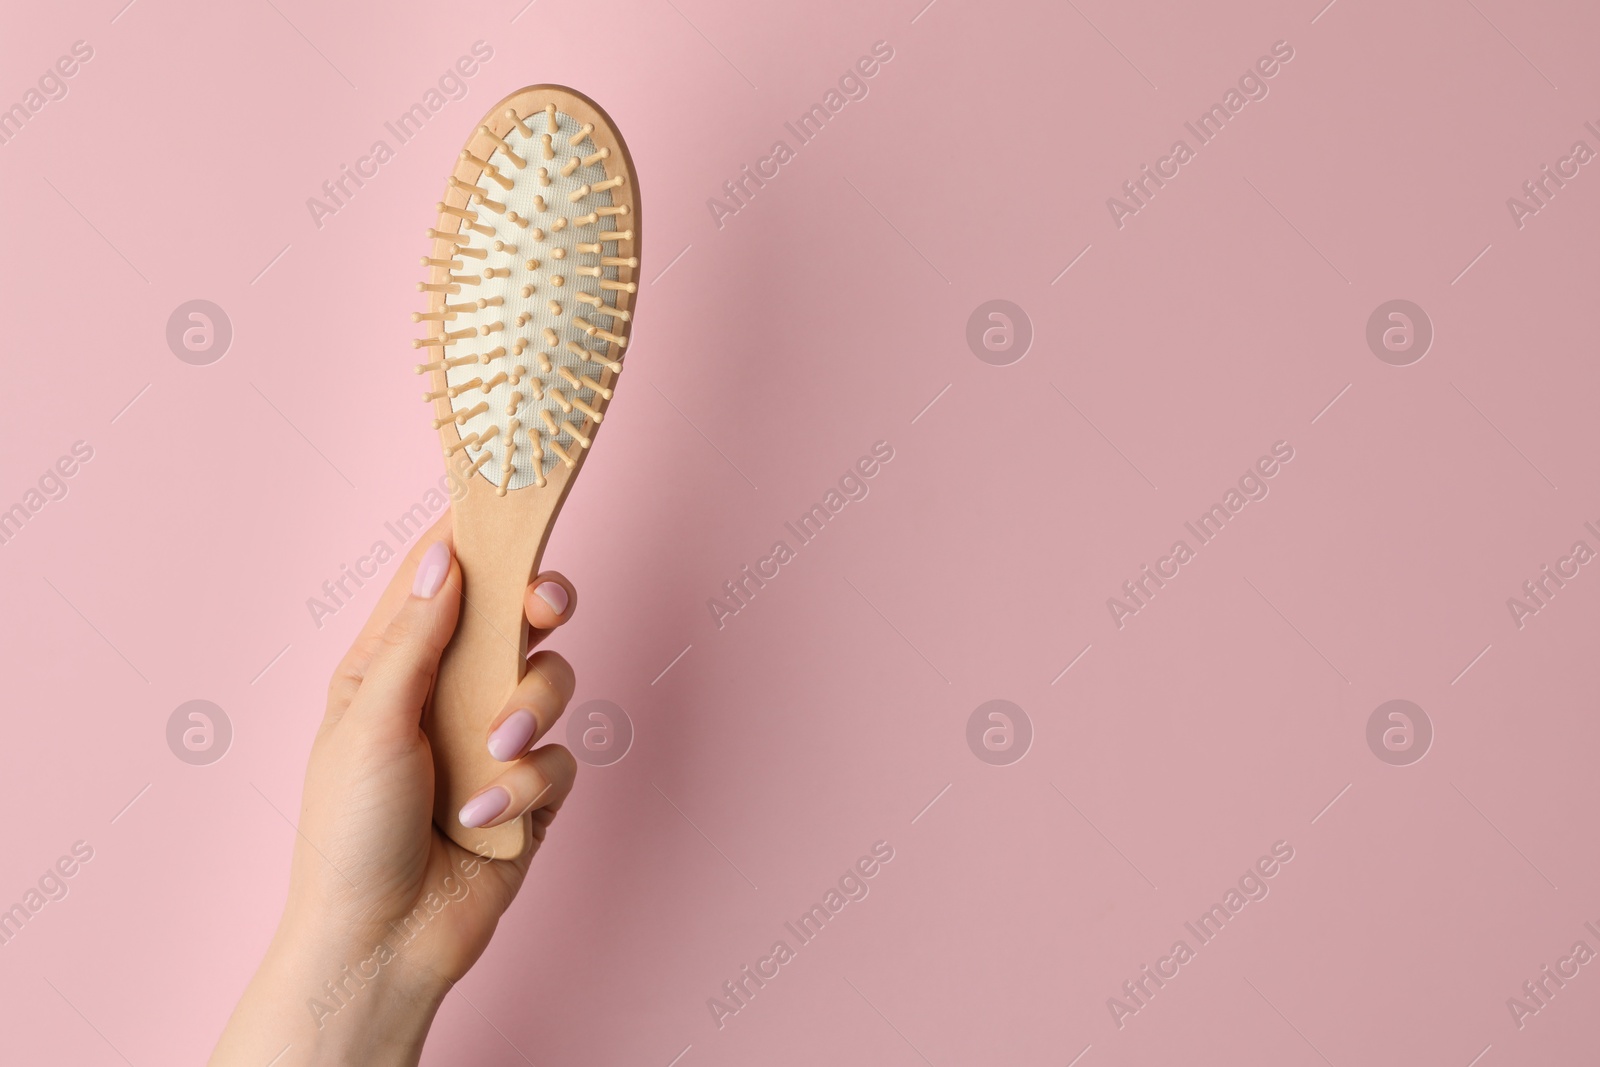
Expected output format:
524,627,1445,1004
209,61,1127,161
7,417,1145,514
426,486,553,860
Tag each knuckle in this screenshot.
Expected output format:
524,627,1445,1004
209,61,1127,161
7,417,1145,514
528,652,575,696
327,665,361,702
546,743,579,782
380,607,438,656
327,631,381,699
377,622,414,656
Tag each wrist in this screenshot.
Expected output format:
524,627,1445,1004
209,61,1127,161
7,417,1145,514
273,917,450,1063
213,915,450,1067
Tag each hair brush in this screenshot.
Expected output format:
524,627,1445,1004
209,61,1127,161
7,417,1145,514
413,85,640,859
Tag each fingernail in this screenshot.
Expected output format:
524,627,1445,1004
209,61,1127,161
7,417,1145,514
533,581,569,615
459,787,510,829
414,541,450,598
487,710,537,762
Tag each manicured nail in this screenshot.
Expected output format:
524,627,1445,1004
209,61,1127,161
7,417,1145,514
487,709,537,762
533,581,568,615
459,787,510,829
414,541,450,598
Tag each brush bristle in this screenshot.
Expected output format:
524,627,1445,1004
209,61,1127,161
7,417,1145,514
415,103,635,492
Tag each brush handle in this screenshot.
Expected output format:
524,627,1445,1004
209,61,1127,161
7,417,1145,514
427,490,554,860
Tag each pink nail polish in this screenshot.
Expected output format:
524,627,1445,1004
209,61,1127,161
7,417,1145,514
534,581,569,615
414,541,450,599
459,787,510,829
487,709,537,762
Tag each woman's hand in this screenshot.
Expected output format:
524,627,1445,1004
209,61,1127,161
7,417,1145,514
211,514,579,1066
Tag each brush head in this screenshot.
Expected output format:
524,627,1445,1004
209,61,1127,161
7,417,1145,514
415,86,640,496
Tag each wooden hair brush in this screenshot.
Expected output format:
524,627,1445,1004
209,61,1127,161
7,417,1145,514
413,85,640,859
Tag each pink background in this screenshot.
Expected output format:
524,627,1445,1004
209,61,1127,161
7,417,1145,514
2,0,1598,1063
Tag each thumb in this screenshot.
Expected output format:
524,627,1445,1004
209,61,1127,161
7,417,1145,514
345,537,462,733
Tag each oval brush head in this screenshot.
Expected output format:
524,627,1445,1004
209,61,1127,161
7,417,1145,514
414,85,640,859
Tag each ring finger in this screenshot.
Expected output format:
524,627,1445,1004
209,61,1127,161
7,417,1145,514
484,651,574,762
458,744,578,829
